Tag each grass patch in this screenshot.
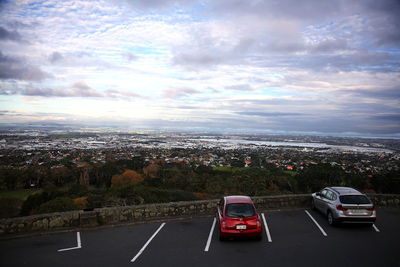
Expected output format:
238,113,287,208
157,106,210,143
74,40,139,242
0,189,41,200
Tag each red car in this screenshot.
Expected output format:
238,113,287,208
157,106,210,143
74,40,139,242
217,195,262,240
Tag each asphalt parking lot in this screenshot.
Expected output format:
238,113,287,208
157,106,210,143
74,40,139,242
1,208,399,267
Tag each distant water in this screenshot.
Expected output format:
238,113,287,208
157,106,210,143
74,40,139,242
195,138,393,153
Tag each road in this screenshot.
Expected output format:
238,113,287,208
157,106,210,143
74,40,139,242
1,208,399,267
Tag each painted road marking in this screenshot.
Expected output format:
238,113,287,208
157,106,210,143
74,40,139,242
58,232,82,252
261,213,272,242
131,223,166,263
373,224,380,232
305,210,328,237
204,217,216,252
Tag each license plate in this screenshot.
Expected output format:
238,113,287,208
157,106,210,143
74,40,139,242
236,225,246,230
350,209,366,214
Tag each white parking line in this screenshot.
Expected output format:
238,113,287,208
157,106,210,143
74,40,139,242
305,210,328,237
261,213,272,242
204,217,216,252
373,224,380,232
58,232,82,252
131,223,166,263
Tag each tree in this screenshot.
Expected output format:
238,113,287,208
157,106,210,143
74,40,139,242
111,169,144,187
143,163,159,179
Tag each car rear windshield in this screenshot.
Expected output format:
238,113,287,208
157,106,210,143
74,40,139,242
339,195,371,204
225,203,255,218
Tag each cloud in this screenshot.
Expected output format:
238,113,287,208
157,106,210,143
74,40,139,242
225,84,255,91
123,52,138,61
172,52,223,68
0,0,399,135
162,87,200,98
237,111,304,117
49,51,64,64
339,87,400,100
105,89,141,98
116,0,196,11
0,51,52,81
0,26,22,42
370,114,400,121
312,38,348,53
0,81,141,99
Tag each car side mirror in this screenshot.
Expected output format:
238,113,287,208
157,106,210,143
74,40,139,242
316,192,321,197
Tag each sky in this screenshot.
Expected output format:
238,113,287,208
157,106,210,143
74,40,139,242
0,0,399,136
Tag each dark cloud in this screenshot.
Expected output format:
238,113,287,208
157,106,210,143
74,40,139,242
105,89,141,98
169,1,400,73
23,84,103,97
72,81,93,91
370,114,400,121
117,0,196,11
312,38,348,53
172,52,223,68
360,0,400,47
163,87,200,98
253,50,399,73
123,52,138,61
339,87,400,99
0,81,141,99
207,0,344,21
175,105,199,110
0,51,52,81
49,51,63,63
0,26,22,42
225,84,254,91
237,111,304,117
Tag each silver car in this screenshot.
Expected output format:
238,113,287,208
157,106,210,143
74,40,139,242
311,187,376,225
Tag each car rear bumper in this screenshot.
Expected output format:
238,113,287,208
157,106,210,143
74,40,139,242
220,228,262,238
337,216,376,224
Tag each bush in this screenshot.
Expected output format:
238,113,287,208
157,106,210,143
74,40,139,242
20,190,68,215
20,191,52,216
36,197,78,214
73,196,88,210
0,197,23,218
107,184,198,205
86,188,107,209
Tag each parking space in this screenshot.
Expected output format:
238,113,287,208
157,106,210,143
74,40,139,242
1,208,399,267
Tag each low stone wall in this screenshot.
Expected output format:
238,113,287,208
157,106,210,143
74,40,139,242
367,194,400,207
1,194,399,236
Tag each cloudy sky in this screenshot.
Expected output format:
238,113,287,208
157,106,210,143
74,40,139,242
0,0,399,136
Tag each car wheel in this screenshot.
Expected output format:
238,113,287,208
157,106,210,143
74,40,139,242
311,199,316,210
256,234,262,241
327,211,336,226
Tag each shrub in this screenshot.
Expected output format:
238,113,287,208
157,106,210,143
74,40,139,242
0,197,23,218
73,196,88,210
107,184,198,205
36,197,78,214
20,191,52,216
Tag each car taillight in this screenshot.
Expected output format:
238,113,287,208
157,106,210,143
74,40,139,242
367,206,375,211
222,221,226,229
257,220,260,227
336,205,348,211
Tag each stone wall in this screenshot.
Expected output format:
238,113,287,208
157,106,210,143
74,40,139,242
1,194,399,236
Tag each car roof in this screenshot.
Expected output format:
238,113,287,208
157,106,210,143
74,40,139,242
328,187,362,195
224,195,253,204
